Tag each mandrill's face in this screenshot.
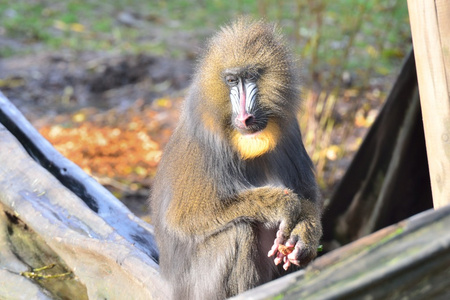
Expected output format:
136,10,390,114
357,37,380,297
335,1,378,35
196,19,300,160
220,65,281,160
223,66,267,135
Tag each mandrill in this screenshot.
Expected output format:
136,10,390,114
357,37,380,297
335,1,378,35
150,19,322,300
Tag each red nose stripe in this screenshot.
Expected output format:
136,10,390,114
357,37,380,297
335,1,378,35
237,80,250,123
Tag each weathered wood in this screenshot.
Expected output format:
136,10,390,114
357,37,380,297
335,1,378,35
322,51,433,247
407,0,450,208
0,94,168,299
232,205,450,299
0,91,159,261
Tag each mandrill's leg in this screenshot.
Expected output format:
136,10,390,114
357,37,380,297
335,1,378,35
187,223,263,300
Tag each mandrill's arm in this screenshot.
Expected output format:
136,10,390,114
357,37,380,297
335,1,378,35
166,184,321,268
166,186,302,237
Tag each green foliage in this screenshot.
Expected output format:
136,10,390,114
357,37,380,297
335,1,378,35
1,2,51,43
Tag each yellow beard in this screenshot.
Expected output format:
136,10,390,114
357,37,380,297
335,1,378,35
231,121,280,159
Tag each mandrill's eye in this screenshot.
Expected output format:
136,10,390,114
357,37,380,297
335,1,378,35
245,73,257,82
225,75,238,87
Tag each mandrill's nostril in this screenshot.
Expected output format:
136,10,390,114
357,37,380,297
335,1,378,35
236,114,255,128
245,115,255,127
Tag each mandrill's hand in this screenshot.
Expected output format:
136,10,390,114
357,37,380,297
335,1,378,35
268,205,322,270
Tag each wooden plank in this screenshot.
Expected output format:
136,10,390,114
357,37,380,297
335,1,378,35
407,0,450,208
436,0,450,89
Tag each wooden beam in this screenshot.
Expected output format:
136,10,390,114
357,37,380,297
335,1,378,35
407,0,450,208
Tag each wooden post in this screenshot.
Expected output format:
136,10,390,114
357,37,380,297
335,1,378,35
407,0,450,208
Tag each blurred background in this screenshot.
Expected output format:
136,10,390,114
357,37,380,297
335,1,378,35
0,0,411,220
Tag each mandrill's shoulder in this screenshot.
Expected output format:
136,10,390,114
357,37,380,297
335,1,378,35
158,126,202,166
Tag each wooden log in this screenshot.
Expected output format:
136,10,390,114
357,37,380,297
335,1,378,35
0,122,168,299
407,0,450,208
0,93,167,298
0,91,159,261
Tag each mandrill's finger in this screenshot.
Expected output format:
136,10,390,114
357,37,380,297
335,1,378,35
277,220,292,240
268,244,278,257
287,249,301,266
274,251,285,265
283,259,291,270
268,227,288,257
268,237,281,257
274,257,283,266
